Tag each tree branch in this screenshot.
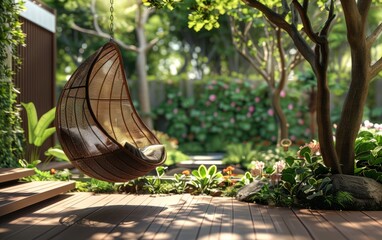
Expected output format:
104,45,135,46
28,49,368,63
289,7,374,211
71,23,138,52
367,23,382,48
291,0,323,44
243,0,315,65
370,57,382,80
357,0,372,23
320,0,336,37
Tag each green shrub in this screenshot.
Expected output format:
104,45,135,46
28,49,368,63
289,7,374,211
354,121,382,183
154,77,310,153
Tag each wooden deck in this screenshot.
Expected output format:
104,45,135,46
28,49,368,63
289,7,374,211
0,193,381,239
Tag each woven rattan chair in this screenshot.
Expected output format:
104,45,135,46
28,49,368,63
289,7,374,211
56,41,166,182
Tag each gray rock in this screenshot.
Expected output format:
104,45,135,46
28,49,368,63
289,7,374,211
331,174,382,210
236,180,265,202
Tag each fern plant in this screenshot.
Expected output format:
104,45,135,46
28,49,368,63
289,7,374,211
222,143,256,169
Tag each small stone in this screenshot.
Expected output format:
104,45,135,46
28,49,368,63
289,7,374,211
236,180,265,202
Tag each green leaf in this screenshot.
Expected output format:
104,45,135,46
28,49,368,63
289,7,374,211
192,169,200,178
207,165,217,176
21,102,38,144
299,146,311,158
281,173,296,185
369,157,382,165
156,166,166,177
34,127,56,147
198,165,207,178
363,169,382,181
306,190,323,200
285,156,295,166
34,107,56,141
371,146,382,157
45,148,69,161
304,152,312,163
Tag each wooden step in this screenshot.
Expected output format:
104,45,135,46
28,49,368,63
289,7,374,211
0,181,75,217
0,168,35,183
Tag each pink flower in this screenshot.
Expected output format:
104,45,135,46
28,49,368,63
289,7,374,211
230,102,236,107
290,135,296,141
248,106,255,113
209,94,216,102
173,108,178,114
288,104,293,110
236,88,240,93
255,97,261,103
280,90,286,98
167,99,173,104
298,140,320,158
230,118,235,123
271,136,276,141
298,119,304,125
267,109,274,116
246,113,251,118
274,160,286,173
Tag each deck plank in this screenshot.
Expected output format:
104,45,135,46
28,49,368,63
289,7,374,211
231,201,256,239
268,207,312,240
1,193,382,240
0,168,35,183
176,196,213,240
0,181,75,217
337,211,382,240
50,194,138,239
139,194,186,240
294,209,347,239
31,194,116,239
194,196,220,240
0,193,92,239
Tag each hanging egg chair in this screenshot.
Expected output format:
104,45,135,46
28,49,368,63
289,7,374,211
55,41,166,182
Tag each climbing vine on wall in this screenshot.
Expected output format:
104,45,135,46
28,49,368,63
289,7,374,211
0,0,25,167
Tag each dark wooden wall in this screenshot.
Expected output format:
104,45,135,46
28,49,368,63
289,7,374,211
14,4,56,159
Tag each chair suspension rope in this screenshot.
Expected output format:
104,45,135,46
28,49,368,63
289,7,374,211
109,0,114,40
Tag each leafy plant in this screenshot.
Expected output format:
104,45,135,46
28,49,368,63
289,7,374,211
21,102,68,166
189,164,223,194
248,141,354,209
354,123,382,183
21,168,72,182
144,166,169,194
172,171,190,194
75,178,115,193
222,143,256,169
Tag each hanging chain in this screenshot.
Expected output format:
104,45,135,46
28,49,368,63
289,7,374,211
109,0,114,40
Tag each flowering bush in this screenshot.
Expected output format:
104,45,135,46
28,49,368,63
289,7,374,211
154,77,310,152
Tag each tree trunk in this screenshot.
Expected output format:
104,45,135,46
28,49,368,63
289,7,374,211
314,64,341,173
135,6,153,129
335,44,370,174
272,90,288,143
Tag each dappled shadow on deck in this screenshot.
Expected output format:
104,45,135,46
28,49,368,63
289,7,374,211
1,193,382,239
